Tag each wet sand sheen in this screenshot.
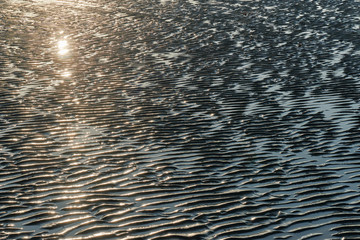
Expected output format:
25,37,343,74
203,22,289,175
1,0,360,239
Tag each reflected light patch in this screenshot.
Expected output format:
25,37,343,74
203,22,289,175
61,70,72,78
57,39,69,56
58,40,68,49
73,98,80,105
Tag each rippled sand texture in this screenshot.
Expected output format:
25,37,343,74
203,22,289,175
1,0,360,239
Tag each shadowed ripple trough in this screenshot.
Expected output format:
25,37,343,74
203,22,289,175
1,0,360,239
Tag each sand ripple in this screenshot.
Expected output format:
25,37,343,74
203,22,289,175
1,0,360,239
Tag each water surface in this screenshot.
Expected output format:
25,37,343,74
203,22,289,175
1,0,360,239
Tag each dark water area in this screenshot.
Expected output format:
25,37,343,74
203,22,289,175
1,0,360,239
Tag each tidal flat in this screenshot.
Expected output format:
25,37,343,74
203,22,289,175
0,0,360,239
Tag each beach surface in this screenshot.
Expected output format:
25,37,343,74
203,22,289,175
1,0,360,239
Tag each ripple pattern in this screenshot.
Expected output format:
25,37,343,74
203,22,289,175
1,0,360,239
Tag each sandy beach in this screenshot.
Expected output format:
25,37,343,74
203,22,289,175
1,0,360,239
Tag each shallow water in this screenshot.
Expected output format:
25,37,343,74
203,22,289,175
0,0,360,239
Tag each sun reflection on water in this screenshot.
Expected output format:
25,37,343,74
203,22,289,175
58,39,68,52
58,39,70,56
61,70,72,78
53,32,75,80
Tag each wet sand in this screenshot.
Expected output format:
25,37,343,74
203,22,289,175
1,0,360,239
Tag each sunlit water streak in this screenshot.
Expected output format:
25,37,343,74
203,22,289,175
1,0,360,239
